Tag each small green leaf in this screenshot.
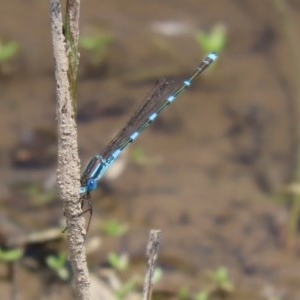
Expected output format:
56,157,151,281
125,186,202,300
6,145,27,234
0,247,23,262
79,32,114,68
79,34,112,50
152,267,163,284
130,146,148,165
215,266,228,282
57,267,69,281
177,287,189,300
101,219,128,236
0,41,18,62
194,291,208,300
115,278,136,300
207,266,234,293
107,252,129,272
195,23,227,54
46,255,60,270
46,252,70,281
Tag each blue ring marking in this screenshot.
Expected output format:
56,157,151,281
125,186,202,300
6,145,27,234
112,149,121,159
149,112,158,121
208,52,218,61
184,80,191,86
130,131,139,141
79,186,87,194
167,95,175,102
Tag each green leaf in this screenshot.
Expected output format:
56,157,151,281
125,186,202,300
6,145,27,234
57,267,69,281
177,287,189,300
194,291,208,300
107,252,129,272
152,267,163,284
101,219,128,236
207,266,234,293
115,278,136,300
79,34,113,51
195,23,227,54
46,255,60,270
46,252,70,281
0,247,23,262
0,41,18,62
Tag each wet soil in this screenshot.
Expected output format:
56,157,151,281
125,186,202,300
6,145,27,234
1,0,300,299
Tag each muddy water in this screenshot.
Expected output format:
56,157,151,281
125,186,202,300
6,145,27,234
1,0,300,299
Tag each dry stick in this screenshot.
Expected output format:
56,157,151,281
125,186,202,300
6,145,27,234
143,230,162,300
274,0,300,252
49,0,91,299
64,0,80,108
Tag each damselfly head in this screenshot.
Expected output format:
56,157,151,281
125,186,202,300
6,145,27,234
87,178,97,191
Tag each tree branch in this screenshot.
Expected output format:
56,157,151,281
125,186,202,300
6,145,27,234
49,0,91,299
143,230,162,300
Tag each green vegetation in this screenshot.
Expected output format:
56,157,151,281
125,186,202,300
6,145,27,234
28,184,56,206
45,251,70,281
107,250,163,299
194,292,208,300
0,39,19,74
131,146,146,164
206,266,234,293
115,278,136,300
177,287,190,300
107,252,136,299
108,252,129,272
79,32,113,69
0,247,23,262
101,219,128,236
176,267,234,300
0,40,18,65
177,287,208,300
195,23,227,56
152,267,163,284
130,146,162,166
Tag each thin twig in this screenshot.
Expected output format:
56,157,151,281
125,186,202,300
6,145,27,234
49,0,91,299
274,0,300,253
64,0,80,109
143,230,162,300
274,0,300,179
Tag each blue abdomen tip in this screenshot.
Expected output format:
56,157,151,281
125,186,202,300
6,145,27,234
208,52,218,61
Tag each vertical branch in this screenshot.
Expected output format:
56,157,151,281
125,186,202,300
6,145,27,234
274,0,300,252
64,0,80,110
143,230,162,300
274,0,300,179
49,0,91,299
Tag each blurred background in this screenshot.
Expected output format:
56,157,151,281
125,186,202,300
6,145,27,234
0,0,300,299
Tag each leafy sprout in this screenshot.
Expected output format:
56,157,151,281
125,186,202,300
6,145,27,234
131,146,146,164
0,40,18,64
79,32,113,68
115,278,136,300
101,219,128,236
107,252,129,272
177,287,190,300
195,23,227,55
194,292,208,300
0,247,23,262
46,252,70,281
152,267,163,284
207,266,234,293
